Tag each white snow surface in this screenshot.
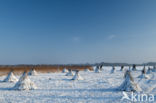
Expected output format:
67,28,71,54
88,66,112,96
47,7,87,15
138,73,150,79
0,66,156,103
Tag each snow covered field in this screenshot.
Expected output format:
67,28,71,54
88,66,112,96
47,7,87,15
0,66,156,103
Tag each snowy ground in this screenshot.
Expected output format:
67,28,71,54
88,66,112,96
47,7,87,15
0,66,156,103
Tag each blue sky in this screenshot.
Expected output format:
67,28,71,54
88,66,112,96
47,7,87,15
0,0,156,64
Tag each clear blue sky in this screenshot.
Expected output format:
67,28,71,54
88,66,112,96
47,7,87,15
0,0,156,64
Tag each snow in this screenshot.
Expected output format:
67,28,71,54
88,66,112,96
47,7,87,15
65,70,74,76
147,68,152,74
94,66,101,73
13,73,37,90
3,71,18,83
138,73,150,79
0,66,156,103
118,70,142,92
84,68,90,72
110,67,115,74
28,69,38,76
62,68,68,73
71,71,84,80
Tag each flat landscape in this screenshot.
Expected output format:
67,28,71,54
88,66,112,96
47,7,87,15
1,0,156,103
0,66,156,103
